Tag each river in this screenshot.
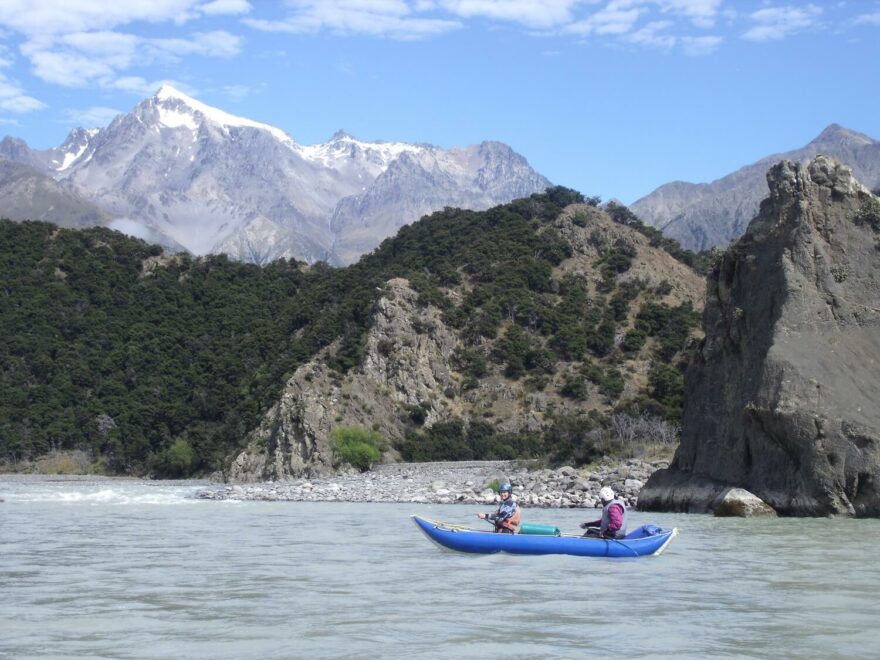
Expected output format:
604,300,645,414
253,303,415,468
2,475,879,658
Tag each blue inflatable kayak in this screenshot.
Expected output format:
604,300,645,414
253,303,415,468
412,515,677,557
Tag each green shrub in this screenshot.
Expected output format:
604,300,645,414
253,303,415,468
648,363,685,421
542,412,604,466
853,197,880,231
621,328,647,352
158,439,195,477
331,426,385,472
395,419,542,462
654,280,673,296
560,375,587,400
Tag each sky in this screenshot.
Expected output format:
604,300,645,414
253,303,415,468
1,0,879,204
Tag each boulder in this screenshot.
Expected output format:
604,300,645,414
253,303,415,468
640,157,880,517
713,488,777,518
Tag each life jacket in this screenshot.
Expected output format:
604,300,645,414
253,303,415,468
600,498,627,539
497,505,521,534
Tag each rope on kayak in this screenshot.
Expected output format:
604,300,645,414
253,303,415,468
419,516,471,531
609,537,640,558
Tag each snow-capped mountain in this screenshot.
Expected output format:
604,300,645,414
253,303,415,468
1,86,550,264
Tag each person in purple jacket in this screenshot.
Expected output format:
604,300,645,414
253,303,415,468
580,486,627,539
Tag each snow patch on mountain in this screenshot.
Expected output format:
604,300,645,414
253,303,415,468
57,143,89,170
298,131,425,170
155,85,294,144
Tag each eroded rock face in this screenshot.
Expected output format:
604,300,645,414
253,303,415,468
228,278,459,481
640,156,880,517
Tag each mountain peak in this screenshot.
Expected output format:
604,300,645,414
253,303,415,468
810,123,873,147
155,84,195,103
149,84,294,144
331,129,355,141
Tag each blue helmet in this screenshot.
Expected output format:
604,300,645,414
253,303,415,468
499,483,512,494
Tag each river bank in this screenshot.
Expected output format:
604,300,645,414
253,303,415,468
196,458,668,508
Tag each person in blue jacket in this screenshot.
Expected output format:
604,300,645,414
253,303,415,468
477,483,521,533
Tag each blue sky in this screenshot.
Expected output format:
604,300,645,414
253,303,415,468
1,0,879,203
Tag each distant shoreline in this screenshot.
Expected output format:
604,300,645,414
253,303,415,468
196,458,664,508
1,456,666,509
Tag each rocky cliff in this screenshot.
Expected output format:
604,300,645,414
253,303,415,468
228,204,706,482
639,156,880,517
229,278,459,480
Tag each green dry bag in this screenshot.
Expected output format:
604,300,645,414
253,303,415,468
519,523,561,536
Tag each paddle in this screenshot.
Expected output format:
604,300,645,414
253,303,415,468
477,513,501,532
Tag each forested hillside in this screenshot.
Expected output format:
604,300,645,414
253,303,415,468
1,188,706,476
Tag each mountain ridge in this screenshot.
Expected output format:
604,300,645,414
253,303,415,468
631,124,880,251
0,86,550,265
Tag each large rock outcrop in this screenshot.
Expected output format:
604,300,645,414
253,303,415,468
639,156,880,517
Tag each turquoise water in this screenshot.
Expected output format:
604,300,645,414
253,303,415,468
2,476,880,658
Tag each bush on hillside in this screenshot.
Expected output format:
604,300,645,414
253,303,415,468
853,197,880,232
331,426,386,472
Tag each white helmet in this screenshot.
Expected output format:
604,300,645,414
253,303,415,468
599,486,615,502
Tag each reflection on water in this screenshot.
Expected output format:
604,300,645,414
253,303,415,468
2,476,880,659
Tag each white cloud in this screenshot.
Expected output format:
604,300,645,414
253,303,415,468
199,0,252,16
742,4,822,42
0,0,201,37
0,71,47,112
59,105,123,127
566,3,643,36
655,0,721,28
59,31,140,70
438,0,581,28
567,3,721,55
0,2,243,96
19,29,239,90
25,48,117,86
245,0,461,39
854,12,880,27
150,30,242,58
681,34,721,55
566,0,720,35
0,95,47,112
625,19,676,48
